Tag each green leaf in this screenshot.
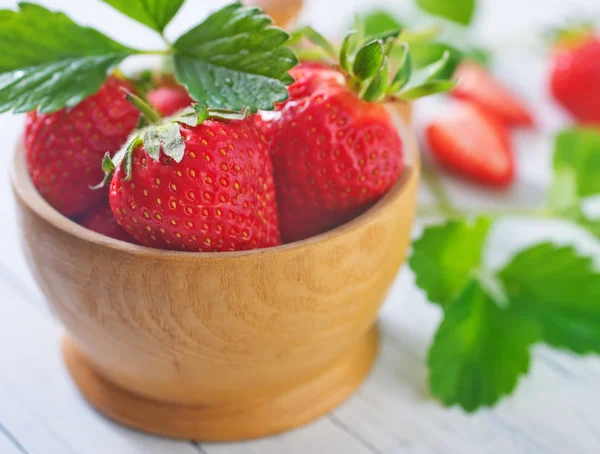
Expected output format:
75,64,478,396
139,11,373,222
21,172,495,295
499,243,600,354
362,58,389,102
409,217,493,307
362,10,403,38
173,3,297,111
294,26,337,59
396,79,456,100
101,153,116,174
416,0,476,26
339,31,355,73
387,43,411,92
428,280,538,412
352,39,384,81
553,128,600,200
101,0,184,34
550,128,600,238
395,50,456,99
0,3,136,113
406,42,463,77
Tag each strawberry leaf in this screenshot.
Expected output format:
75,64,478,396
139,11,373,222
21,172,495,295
499,243,600,354
395,50,456,100
352,39,384,80
362,10,404,38
173,3,297,111
362,57,389,102
291,26,337,60
416,0,476,26
0,3,138,114
428,279,538,412
409,217,493,307
387,43,411,92
550,128,600,239
101,0,184,34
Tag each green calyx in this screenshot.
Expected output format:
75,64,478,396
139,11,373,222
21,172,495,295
291,22,456,103
95,92,247,188
550,23,595,49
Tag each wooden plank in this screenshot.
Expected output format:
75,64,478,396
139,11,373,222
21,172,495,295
327,230,600,454
201,417,376,454
0,279,202,454
0,424,26,454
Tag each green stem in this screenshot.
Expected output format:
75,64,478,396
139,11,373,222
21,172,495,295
124,90,162,124
421,164,458,217
417,204,556,220
138,49,171,56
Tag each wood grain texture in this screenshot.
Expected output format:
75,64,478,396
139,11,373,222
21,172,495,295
10,108,419,441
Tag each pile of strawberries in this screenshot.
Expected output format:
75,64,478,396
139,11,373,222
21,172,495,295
23,61,409,252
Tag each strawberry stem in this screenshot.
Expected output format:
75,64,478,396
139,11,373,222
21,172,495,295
122,89,162,124
421,164,458,217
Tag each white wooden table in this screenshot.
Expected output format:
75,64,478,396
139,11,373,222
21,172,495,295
2,0,600,452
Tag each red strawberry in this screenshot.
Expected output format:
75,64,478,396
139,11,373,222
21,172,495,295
452,61,534,127
270,63,405,243
80,202,136,243
550,34,600,125
148,86,194,117
266,26,456,243
107,106,281,252
24,75,140,217
426,101,514,188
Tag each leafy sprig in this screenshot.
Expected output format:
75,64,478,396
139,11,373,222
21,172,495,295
0,1,297,114
290,22,457,103
411,127,600,412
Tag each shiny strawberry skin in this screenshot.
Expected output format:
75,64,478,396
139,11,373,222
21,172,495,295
24,76,140,217
270,64,404,243
109,120,281,251
550,38,600,125
426,101,514,188
452,62,534,127
80,201,136,243
147,86,194,116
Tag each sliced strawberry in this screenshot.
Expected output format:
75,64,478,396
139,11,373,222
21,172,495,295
452,61,534,128
426,101,515,188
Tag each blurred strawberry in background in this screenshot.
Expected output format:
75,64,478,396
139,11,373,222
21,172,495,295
550,27,600,126
426,100,514,188
452,61,535,128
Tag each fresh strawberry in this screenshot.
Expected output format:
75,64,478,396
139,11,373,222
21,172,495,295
550,34,600,125
426,101,514,188
271,64,404,242
148,86,194,116
267,30,456,242
24,75,140,217
452,61,534,127
105,101,281,251
80,202,136,243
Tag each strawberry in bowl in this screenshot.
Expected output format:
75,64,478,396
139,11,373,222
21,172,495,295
5,0,453,442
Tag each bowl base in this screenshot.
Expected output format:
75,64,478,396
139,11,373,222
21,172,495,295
62,325,379,441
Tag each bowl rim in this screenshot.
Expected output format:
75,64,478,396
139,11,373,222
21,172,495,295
11,113,420,261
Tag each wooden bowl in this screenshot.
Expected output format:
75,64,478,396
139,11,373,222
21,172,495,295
10,106,419,441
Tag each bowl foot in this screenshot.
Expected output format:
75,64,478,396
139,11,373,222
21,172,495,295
62,325,380,441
